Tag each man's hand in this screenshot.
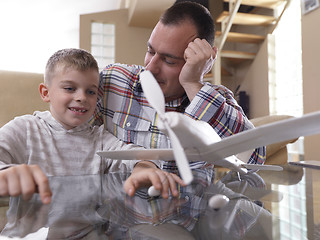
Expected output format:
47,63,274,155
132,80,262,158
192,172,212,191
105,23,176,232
0,164,52,204
124,161,186,198
179,38,218,101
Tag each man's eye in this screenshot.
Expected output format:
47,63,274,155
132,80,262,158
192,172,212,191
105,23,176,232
164,58,175,65
147,50,155,56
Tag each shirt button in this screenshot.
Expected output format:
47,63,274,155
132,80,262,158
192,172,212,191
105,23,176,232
126,122,131,127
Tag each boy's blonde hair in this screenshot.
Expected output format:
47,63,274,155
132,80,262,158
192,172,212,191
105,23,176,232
44,48,99,85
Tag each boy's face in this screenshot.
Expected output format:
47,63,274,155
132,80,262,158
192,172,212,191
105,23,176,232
40,67,99,130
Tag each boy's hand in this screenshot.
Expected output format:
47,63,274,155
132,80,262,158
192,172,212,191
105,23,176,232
124,161,186,198
0,164,52,204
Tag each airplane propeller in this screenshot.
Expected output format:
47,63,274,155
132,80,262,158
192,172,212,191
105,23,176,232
139,70,194,185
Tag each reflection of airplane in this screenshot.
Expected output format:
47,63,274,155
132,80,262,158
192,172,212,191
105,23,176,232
97,71,320,185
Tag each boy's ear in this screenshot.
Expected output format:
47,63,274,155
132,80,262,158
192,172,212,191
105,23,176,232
39,83,50,103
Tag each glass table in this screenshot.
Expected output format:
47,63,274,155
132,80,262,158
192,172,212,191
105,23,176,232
0,163,318,239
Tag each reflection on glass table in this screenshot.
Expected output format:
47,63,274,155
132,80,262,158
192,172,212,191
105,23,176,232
0,164,318,240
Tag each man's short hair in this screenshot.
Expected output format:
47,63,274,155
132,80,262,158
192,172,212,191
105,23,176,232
160,1,215,46
44,48,99,85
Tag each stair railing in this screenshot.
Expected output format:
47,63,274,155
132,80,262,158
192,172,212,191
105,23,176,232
213,0,241,84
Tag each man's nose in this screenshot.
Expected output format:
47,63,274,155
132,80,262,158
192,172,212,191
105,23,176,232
145,54,160,75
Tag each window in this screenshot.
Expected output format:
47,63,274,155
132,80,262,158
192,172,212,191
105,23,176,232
269,0,304,161
91,23,115,71
269,1,303,118
269,1,307,239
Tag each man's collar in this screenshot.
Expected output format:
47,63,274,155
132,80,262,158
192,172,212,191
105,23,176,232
165,94,189,108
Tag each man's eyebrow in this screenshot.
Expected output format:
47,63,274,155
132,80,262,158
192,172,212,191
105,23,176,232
147,42,184,60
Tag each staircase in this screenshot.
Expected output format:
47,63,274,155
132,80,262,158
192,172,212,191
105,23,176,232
117,0,289,91
210,0,289,87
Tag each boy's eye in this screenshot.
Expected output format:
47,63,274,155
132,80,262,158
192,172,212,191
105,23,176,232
87,90,97,95
64,87,75,91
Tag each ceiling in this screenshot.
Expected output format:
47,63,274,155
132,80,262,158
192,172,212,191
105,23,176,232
127,0,175,28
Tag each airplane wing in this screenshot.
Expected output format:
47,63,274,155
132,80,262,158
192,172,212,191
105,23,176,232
197,110,320,162
97,111,320,165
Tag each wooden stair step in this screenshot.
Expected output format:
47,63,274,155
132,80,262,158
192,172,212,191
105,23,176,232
216,31,265,44
221,66,233,76
221,50,256,60
217,11,276,26
224,0,286,9
204,66,232,79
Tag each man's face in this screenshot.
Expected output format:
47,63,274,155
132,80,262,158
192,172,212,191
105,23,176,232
144,21,197,102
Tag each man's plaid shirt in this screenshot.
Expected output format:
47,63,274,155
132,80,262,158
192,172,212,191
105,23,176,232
90,63,265,172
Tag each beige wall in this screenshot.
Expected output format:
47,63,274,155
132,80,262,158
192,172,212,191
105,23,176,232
80,9,153,66
0,71,48,127
302,8,320,160
237,37,270,119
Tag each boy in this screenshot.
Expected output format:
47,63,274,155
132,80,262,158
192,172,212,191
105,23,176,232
0,48,184,205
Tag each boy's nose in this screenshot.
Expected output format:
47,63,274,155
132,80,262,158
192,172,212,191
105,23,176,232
75,91,86,102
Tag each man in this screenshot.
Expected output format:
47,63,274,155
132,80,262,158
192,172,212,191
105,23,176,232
91,2,265,177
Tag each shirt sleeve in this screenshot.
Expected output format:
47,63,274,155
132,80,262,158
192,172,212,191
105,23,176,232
0,117,27,169
184,83,266,165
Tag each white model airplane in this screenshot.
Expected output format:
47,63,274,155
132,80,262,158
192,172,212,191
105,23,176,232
97,71,320,185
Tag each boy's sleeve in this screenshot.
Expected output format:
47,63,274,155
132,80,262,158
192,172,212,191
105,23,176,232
0,117,27,169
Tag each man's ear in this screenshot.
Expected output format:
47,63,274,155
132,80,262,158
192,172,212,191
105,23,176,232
39,83,50,103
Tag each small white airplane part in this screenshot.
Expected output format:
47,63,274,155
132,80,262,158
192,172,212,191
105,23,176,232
97,71,320,185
